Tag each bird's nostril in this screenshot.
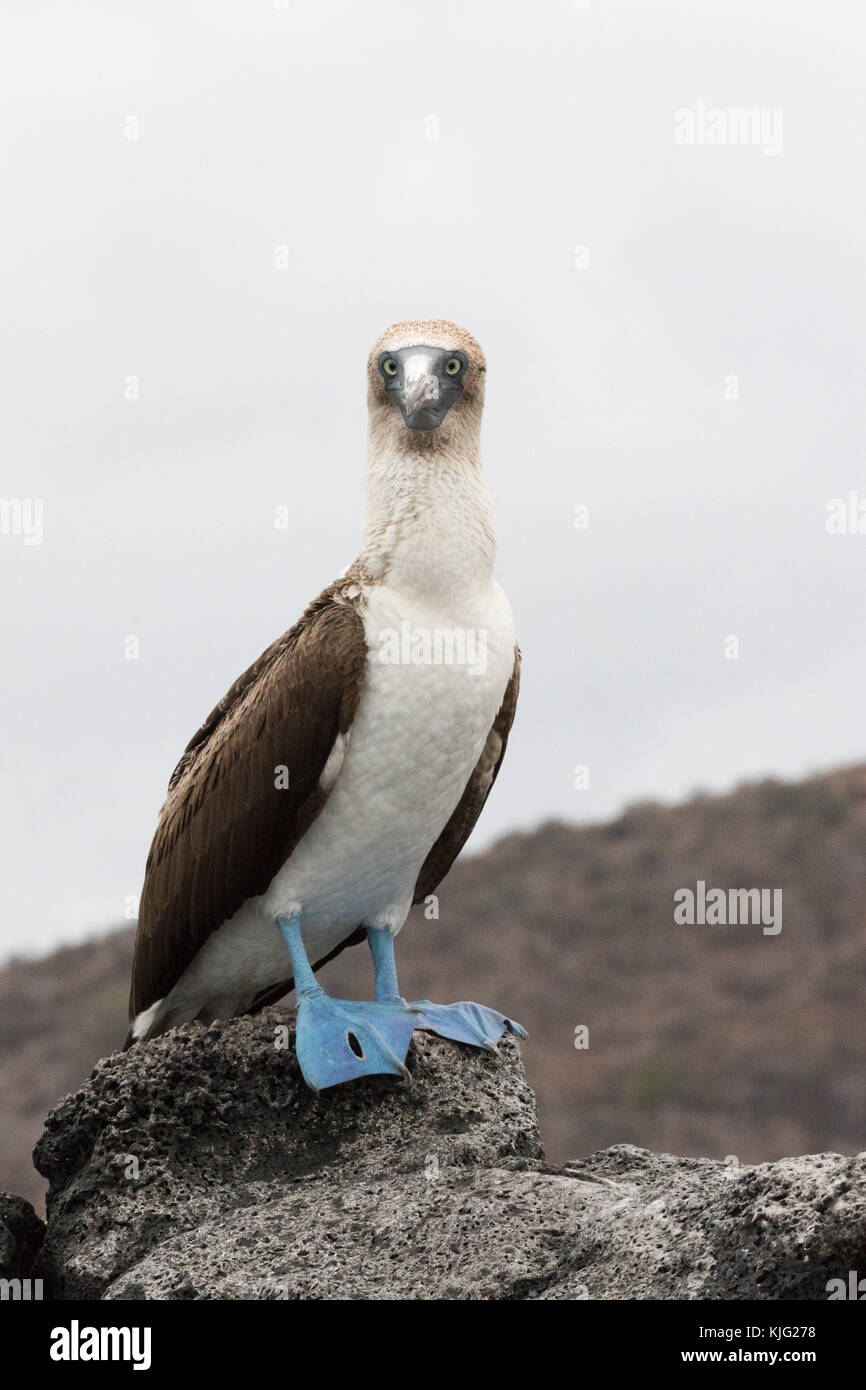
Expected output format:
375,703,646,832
347,1031,364,1059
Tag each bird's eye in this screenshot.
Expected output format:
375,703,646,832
382,358,398,377
445,357,462,376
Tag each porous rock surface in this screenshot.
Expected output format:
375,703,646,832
0,1192,44,1282
28,1011,866,1300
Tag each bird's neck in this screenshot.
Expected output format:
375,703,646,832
359,415,496,603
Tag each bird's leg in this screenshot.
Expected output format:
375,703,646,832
276,916,417,1093
366,923,403,1003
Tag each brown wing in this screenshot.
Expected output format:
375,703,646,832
129,583,368,1019
412,646,521,902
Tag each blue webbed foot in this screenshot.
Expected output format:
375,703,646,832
408,1000,528,1052
278,915,419,1092
277,915,523,1090
295,993,418,1093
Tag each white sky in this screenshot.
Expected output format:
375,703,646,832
1,0,865,957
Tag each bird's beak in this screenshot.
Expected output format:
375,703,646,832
401,354,440,417
397,353,450,431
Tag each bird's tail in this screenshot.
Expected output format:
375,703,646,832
122,996,169,1050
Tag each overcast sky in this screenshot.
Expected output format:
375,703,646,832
1,0,864,959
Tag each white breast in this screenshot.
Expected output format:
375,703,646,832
261,578,515,958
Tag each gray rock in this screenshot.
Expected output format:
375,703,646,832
0,1192,44,1282
32,1011,866,1299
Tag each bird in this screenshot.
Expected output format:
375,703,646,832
125,318,525,1090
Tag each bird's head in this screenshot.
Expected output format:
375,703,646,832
367,319,486,446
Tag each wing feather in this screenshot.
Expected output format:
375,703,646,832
129,584,368,1018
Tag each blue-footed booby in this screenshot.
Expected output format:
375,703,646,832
125,319,525,1089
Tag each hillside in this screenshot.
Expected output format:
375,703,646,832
3,764,866,1209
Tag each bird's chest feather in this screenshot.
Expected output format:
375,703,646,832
262,579,514,930
354,581,515,805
